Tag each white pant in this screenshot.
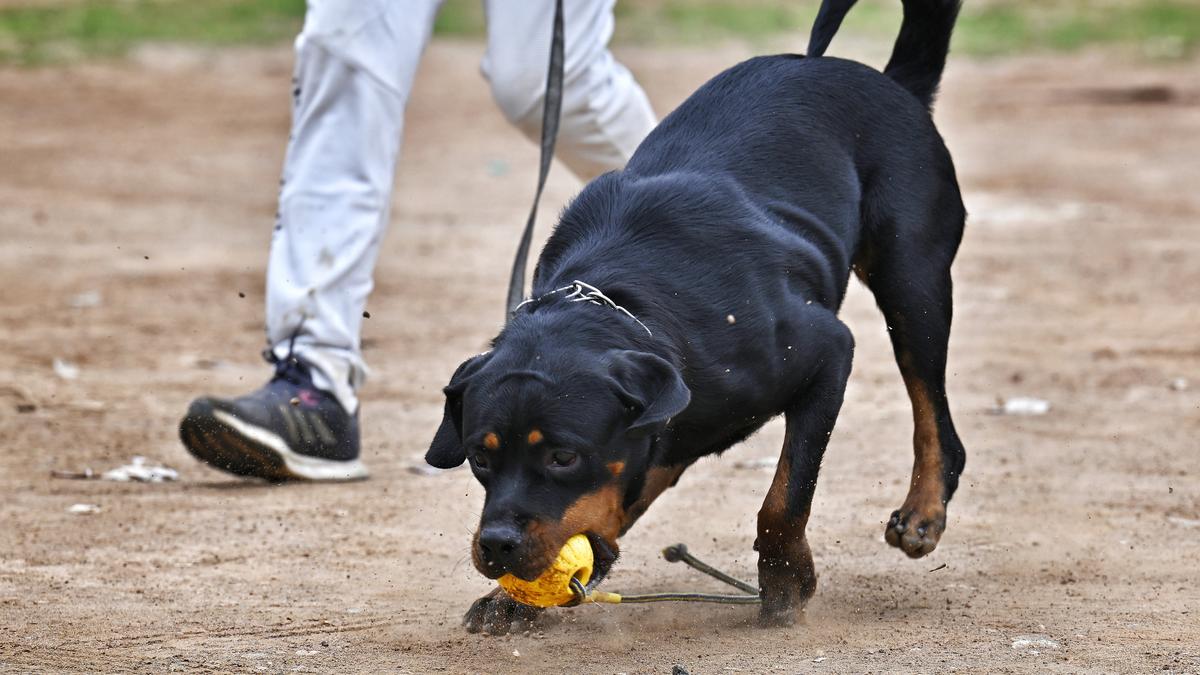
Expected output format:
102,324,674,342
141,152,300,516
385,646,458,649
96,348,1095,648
265,0,657,413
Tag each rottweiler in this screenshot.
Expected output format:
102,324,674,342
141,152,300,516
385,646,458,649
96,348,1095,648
427,0,968,633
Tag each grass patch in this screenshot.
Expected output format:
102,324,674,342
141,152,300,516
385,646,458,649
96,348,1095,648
0,0,306,64
612,0,1200,58
954,1,1200,57
1,0,1198,66
613,0,900,46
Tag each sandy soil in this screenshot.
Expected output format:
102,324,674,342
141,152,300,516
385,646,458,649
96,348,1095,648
1,38,1198,673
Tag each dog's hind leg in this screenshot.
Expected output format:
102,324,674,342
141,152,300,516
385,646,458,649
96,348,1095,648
856,183,967,559
756,309,854,626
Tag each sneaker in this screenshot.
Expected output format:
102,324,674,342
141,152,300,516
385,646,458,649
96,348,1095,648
179,353,368,482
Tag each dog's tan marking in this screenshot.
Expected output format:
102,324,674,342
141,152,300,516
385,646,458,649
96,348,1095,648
607,461,625,477
524,484,625,576
756,436,817,625
884,351,948,557
621,464,684,532
757,450,807,555
483,432,500,451
527,428,544,446
904,379,945,513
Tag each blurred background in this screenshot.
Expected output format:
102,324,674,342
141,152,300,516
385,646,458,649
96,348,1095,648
2,0,1199,64
1,1,1197,672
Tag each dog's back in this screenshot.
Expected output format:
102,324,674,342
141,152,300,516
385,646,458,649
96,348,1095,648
564,0,964,312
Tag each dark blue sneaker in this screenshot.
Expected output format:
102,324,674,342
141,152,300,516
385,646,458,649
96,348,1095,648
179,354,368,481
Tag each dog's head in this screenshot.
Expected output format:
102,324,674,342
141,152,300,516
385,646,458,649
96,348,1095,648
426,339,690,583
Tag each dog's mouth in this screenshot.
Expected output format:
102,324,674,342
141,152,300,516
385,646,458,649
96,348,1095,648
585,532,618,588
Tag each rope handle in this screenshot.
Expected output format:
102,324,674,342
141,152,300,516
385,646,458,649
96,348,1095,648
568,542,762,606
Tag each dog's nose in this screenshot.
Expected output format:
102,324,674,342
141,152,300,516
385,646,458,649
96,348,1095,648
478,523,524,573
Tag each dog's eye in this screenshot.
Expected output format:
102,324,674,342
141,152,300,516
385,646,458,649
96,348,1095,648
548,450,577,468
472,452,490,469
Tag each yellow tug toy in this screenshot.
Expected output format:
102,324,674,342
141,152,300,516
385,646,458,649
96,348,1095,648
498,534,600,607
495,535,763,608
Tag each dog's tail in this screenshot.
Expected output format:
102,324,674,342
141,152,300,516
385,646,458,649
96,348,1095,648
806,0,962,111
806,0,858,59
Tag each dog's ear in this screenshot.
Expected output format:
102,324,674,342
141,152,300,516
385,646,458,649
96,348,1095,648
606,350,691,438
426,352,492,468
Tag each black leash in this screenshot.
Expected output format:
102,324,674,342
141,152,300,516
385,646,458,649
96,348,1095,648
505,0,565,320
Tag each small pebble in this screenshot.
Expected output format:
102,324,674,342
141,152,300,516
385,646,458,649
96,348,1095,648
1012,636,1060,651
991,396,1050,416
53,358,80,380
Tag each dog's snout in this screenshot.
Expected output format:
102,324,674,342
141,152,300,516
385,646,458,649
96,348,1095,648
477,523,525,573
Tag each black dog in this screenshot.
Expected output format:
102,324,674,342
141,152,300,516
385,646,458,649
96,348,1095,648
427,0,967,633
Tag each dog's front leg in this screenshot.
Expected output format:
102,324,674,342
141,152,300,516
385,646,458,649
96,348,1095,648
756,313,854,627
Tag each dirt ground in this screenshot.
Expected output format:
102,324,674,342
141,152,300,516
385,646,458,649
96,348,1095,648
1,35,1198,674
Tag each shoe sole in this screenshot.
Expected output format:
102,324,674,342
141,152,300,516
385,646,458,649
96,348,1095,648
180,400,368,482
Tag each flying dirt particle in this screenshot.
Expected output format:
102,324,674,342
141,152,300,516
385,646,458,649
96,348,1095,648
362,311,371,319
238,292,246,298
290,397,301,407
726,314,736,324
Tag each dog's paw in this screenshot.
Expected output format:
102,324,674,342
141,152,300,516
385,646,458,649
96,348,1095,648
757,600,802,628
462,588,544,635
756,555,816,628
885,506,945,558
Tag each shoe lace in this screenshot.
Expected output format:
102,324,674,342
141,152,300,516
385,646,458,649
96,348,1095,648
262,323,310,386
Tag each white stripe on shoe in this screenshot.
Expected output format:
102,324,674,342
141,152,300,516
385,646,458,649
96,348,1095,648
212,409,369,481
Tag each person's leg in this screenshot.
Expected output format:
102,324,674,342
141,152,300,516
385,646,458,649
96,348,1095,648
181,0,441,481
481,0,656,180
268,0,443,414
